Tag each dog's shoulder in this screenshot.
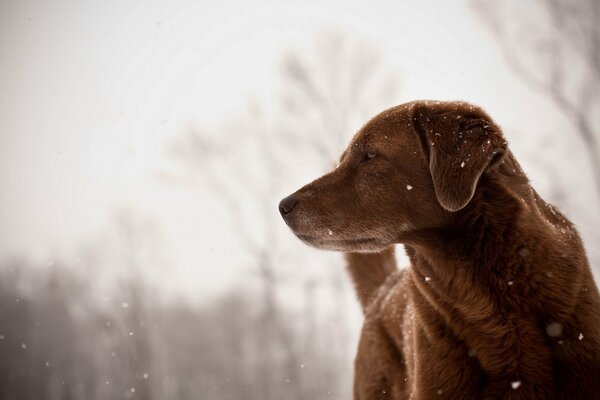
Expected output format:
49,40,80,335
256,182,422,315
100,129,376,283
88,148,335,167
364,268,407,318
363,268,413,351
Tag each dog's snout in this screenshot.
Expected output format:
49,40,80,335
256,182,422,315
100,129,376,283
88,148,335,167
279,194,298,217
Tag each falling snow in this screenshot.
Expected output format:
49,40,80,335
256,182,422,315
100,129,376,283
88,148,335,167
0,6,591,398
545,323,563,337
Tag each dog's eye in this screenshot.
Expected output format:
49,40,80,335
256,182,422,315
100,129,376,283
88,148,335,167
363,151,376,162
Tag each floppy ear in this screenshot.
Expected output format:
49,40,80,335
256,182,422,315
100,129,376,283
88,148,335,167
411,102,507,212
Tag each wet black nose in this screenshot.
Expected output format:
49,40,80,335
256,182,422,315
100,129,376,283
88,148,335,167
279,195,298,217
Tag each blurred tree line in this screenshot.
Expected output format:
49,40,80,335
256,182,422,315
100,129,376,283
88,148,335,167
0,257,350,400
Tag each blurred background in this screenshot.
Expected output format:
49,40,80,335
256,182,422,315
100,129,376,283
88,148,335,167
1,0,599,398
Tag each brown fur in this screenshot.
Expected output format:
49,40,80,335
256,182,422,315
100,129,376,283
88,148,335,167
279,100,600,399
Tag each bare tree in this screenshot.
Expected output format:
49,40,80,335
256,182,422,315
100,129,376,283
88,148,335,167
113,213,156,400
279,32,400,166
168,31,401,399
472,0,600,197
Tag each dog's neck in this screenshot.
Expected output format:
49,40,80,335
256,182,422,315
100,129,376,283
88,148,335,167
401,151,539,263
400,166,572,316
396,162,589,388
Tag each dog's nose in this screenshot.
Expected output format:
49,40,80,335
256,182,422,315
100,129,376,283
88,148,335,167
279,195,298,217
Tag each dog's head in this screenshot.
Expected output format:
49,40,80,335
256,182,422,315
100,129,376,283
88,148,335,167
279,100,509,252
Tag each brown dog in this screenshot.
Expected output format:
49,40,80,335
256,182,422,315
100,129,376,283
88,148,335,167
279,101,600,399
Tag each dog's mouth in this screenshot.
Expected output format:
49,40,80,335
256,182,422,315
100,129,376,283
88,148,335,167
296,233,381,252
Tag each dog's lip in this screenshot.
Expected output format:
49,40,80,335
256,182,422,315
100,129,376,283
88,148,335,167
296,233,377,245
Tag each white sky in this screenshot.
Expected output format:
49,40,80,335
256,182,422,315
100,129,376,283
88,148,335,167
1,0,598,301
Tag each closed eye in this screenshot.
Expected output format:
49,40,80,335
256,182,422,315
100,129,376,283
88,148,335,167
363,151,376,162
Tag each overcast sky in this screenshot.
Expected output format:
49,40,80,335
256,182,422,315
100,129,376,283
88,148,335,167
1,0,598,301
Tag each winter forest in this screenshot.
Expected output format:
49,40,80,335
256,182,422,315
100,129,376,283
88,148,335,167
1,0,600,399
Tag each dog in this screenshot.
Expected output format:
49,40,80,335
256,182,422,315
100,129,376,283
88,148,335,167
279,100,600,399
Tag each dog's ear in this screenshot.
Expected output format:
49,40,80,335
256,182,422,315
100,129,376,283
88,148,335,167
411,102,507,212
